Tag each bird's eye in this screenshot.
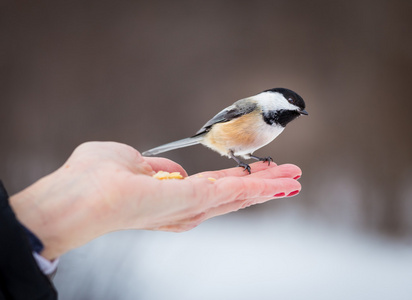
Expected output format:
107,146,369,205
287,97,294,104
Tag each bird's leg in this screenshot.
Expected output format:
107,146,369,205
228,150,251,174
248,154,273,166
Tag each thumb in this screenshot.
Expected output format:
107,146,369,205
143,157,188,177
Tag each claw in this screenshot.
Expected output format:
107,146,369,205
249,155,273,166
238,162,251,174
228,150,252,174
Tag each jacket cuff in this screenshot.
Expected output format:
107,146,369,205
0,180,57,299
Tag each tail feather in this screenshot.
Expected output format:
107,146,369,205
142,136,203,156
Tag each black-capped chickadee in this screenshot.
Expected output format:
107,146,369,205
143,88,307,173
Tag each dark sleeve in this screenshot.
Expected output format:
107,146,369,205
0,181,57,300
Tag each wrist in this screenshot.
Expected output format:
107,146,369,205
9,173,64,260
8,169,100,260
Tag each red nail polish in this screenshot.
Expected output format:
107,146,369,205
287,190,300,197
274,192,285,197
293,175,301,180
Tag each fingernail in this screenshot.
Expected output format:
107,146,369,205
287,190,300,197
293,175,301,180
274,192,285,197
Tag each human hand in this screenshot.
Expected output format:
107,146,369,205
10,142,302,260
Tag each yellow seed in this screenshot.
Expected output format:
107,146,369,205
152,171,183,180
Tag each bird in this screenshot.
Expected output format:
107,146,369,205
143,88,307,173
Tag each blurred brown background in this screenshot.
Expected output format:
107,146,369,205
1,0,412,299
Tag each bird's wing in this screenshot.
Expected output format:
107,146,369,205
193,98,257,136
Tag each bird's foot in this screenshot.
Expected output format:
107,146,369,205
249,155,273,166
228,150,252,174
237,162,251,174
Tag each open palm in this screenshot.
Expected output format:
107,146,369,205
11,141,302,260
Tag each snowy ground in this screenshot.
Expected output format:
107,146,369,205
54,206,412,300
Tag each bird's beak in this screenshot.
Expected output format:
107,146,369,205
299,109,308,116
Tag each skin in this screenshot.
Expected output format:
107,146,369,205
9,141,302,260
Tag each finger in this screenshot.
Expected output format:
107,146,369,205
203,199,248,220
191,161,278,179
151,187,302,232
212,177,302,206
140,176,301,232
248,163,302,180
202,198,268,221
146,170,301,223
204,187,302,221
143,157,188,177
187,163,301,182
151,212,207,232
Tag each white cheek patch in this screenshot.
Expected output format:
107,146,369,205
254,91,299,112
